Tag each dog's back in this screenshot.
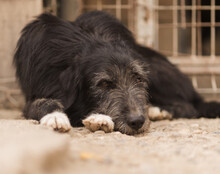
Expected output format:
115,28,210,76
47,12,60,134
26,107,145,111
74,11,135,44
14,14,79,101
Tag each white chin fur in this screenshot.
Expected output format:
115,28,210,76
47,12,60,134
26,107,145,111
82,114,114,133
40,111,71,132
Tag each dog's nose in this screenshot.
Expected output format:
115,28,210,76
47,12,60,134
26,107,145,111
127,115,145,130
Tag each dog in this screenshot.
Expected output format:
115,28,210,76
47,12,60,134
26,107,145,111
14,11,220,135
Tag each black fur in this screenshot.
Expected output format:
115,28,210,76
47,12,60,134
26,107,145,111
14,11,220,132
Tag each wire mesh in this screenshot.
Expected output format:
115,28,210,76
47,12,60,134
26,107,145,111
81,0,135,32
155,0,220,100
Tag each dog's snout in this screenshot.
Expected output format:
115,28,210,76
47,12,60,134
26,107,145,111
127,115,145,130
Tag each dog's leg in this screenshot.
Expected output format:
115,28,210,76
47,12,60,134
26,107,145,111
160,102,198,118
150,102,198,119
82,114,114,133
148,106,172,121
24,98,71,132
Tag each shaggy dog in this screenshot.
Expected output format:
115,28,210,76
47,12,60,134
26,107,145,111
14,11,220,135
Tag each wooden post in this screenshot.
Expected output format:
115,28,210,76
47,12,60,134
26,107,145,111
60,0,80,21
135,0,155,47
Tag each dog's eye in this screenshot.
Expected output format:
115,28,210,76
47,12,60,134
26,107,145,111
101,81,110,88
98,80,115,89
136,77,143,84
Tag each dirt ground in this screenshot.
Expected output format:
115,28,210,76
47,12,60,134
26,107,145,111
1,109,220,174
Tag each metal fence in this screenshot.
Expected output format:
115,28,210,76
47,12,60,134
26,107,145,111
154,0,220,100
81,0,135,32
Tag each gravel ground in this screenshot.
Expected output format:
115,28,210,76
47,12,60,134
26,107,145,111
1,109,220,174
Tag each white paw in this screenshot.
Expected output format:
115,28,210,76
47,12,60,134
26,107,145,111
148,106,172,121
40,111,71,132
82,114,114,133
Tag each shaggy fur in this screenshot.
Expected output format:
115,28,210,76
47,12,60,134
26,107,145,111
14,11,220,135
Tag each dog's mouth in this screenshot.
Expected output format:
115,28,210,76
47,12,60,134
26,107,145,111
113,117,150,135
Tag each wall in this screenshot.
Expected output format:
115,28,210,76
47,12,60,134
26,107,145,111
0,0,42,109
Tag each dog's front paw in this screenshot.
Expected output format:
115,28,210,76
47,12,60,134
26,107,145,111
82,114,114,133
148,106,172,121
40,111,71,132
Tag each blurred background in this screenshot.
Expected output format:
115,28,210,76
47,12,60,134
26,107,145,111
0,0,220,110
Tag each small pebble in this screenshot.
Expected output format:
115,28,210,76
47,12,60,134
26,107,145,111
193,130,203,134
80,152,103,162
213,131,220,135
202,131,208,134
113,131,122,135
30,120,39,124
178,129,190,135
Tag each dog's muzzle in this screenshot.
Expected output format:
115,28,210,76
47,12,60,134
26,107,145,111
126,115,145,130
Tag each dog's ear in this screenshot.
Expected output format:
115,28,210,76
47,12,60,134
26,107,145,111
59,66,80,109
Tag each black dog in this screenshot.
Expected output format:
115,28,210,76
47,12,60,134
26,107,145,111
14,11,220,135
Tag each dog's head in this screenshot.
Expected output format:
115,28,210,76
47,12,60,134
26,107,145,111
61,43,150,134
81,45,150,135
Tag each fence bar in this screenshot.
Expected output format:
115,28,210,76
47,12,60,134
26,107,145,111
128,0,134,32
154,0,159,50
197,0,202,56
211,74,217,91
97,0,102,10
192,75,198,88
158,22,220,28
116,0,121,20
173,0,178,57
211,0,216,59
191,0,196,58
153,6,220,10
180,0,186,28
